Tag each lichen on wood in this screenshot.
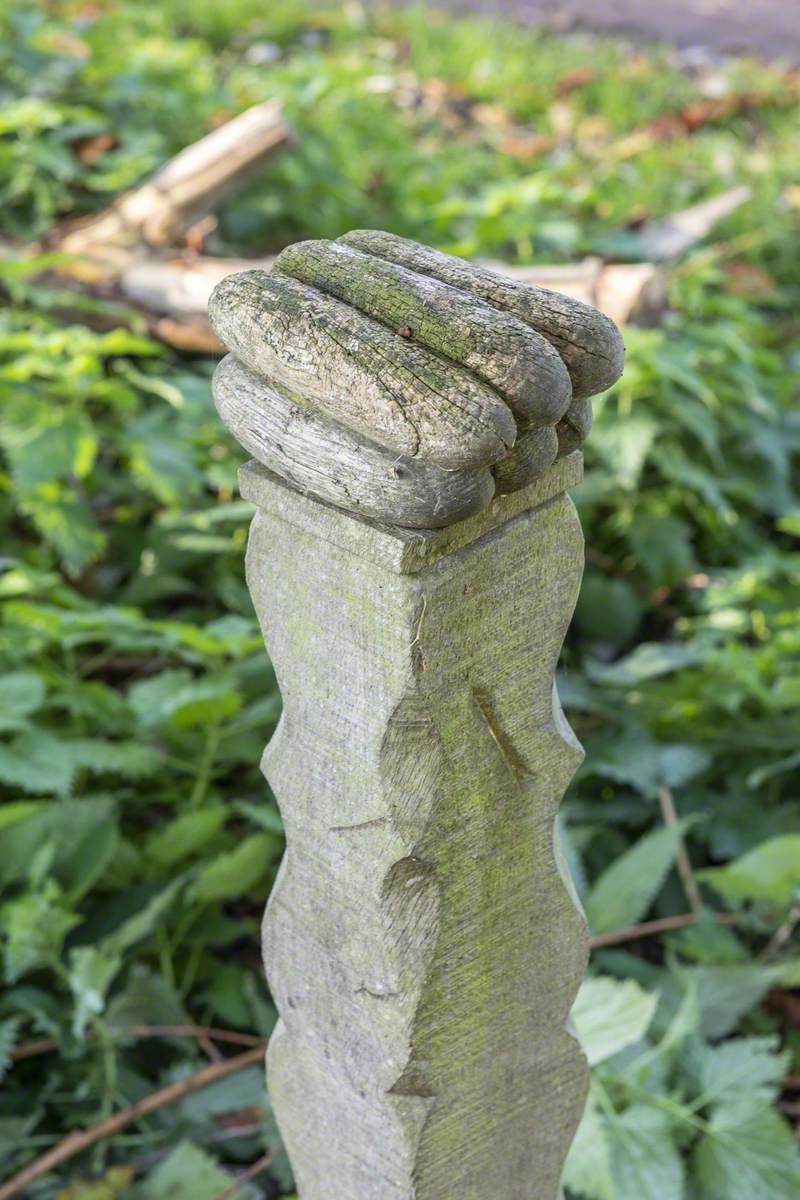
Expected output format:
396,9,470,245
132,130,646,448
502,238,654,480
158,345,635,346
274,239,572,428
213,354,495,528
209,270,516,470
339,229,625,400
492,425,559,494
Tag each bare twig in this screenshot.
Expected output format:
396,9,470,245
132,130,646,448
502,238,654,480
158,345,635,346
211,1152,274,1200
658,786,703,915
0,1044,267,1200
590,910,738,950
11,1023,265,1063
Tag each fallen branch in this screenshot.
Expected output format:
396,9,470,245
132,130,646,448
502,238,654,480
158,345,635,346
11,1023,265,1062
658,785,703,915
211,1151,274,1200
590,910,738,950
0,1044,267,1200
59,101,291,257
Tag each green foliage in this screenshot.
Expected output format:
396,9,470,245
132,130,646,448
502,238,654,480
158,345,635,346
565,975,800,1200
0,0,798,1196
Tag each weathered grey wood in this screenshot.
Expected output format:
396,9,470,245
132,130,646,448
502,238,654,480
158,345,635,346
556,397,594,458
209,270,517,470
339,230,625,400
242,461,589,1200
213,354,495,528
274,239,572,428
493,424,558,494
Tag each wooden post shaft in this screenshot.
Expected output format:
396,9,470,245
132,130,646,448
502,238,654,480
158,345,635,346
240,453,589,1199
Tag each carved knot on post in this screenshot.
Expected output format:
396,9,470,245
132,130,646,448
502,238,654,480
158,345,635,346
209,232,624,1200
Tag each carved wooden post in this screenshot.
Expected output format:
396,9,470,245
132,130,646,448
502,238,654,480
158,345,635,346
209,234,624,1200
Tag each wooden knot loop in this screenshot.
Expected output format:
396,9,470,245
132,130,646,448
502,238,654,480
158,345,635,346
209,231,624,529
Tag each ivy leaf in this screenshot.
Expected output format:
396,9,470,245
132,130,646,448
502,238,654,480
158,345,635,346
571,976,658,1066
692,1100,800,1200
699,835,800,908
585,821,693,935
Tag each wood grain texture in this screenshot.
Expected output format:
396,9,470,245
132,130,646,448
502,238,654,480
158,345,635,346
274,239,572,428
213,354,495,529
493,425,559,494
339,230,625,400
556,397,594,458
208,270,516,470
245,464,589,1199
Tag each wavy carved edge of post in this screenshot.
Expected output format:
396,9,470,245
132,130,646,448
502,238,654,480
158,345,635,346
208,233,624,1198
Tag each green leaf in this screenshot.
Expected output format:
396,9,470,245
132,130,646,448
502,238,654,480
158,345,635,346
0,730,77,794
693,1100,800,1200
687,1036,789,1109
0,797,118,893
106,965,189,1030
128,670,241,730
591,417,658,491
678,964,780,1040
1,883,80,982
585,728,711,798
571,976,658,1066
575,573,643,649
104,879,184,956
609,1105,684,1200
699,835,800,908
190,834,277,904
626,513,695,586
0,671,46,720
562,1085,614,1200
587,643,700,687
0,1017,20,1082
585,821,692,934
68,945,123,1036
133,1141,240,1200
145,805,227,868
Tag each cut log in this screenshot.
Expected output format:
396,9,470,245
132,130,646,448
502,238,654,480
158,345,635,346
59,101,291,256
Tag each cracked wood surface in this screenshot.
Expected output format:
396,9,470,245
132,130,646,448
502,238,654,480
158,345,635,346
209,270,516,470
245,463,589,1199
209,231,623,529
274,239,572,428
339,229,625,400
213,354,495,528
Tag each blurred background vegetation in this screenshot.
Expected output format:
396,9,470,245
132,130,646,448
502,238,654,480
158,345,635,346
0,2,799,1197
